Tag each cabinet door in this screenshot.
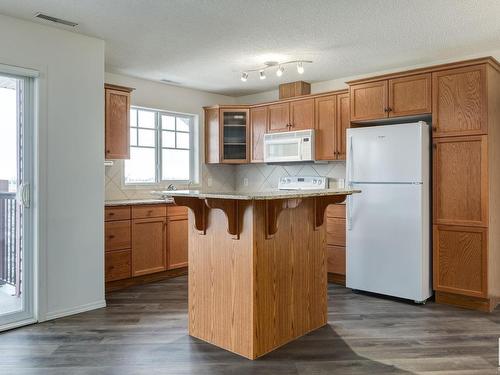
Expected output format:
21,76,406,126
267,102,290,132
250,106,268,163
433,136,488,227
132,217,167,276
433,225,487,297
432,65,487,137
167,215,188,269
221,108,249,163
105,89,130,159
349,81,388,121
290,98,315,130
336,93,350,160
204,108,220,163
388,73,431,117
314,95,337,160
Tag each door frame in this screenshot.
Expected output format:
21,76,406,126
0,66,37,331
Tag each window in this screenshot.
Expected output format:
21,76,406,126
125,107,195,185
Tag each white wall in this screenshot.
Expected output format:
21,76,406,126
104,72,237,200
235,49,500,104
0,14,105,321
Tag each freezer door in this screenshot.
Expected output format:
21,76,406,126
347,122,428,183
346,183,431,301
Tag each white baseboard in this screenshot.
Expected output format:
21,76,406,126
43,299,106,321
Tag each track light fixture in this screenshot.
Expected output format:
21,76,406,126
297,61,304,74
240,60,312,82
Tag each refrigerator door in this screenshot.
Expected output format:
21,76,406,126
347,122,428,183
346,183,431,301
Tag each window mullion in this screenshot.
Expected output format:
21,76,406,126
156,112,161,183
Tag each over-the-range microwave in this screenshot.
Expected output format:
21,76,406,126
263,129,315,163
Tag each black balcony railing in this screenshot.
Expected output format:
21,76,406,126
0,192,19,292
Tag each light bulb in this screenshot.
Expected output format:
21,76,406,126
259,70,266,80
297,61,304,74
276,65,284,77
241,72,248,82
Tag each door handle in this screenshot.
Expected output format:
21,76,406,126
21,184,30,208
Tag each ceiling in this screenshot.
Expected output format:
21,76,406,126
1,0,500,96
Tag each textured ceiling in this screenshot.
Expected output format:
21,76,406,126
1,0,500,96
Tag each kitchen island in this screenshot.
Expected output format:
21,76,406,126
162,189,359,359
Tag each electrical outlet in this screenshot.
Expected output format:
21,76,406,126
207,178,213,187
243,178,248,186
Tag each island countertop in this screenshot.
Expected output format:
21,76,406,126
156,188,360,201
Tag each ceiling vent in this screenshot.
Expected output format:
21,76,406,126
34,13,78,27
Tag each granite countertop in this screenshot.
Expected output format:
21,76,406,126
105,198,174,206
155,188,360,201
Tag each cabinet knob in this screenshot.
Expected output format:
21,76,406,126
387,107,392,112
432,125,438,132
384,107,388,112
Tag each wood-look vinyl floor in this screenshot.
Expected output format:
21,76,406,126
1,276,500,374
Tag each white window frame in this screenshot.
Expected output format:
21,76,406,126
124,106,197,186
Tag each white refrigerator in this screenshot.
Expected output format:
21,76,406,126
346,122,432,303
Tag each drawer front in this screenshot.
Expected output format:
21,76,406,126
105,220,131,252
167,205,188,217
326,204,346,218
327,245,346,275
105,249,131,282
132,204,167,219
327,217,346,247
105,206,131,221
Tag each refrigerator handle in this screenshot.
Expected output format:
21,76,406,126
347,195,353,231
348,136,354,187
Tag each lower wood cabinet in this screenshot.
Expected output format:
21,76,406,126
105,204,188,286
167,215,188,269
326,204,346,284
105,249,131,282
433,225,487,298
132,217,167,277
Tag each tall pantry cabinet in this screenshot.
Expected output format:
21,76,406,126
431,61,500,311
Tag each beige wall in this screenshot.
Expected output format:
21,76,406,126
104,72,236,201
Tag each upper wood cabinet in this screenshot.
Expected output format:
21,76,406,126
132,217,167,277
204,106,249,164
432,65,487,137
350,81,387,121
336,93,350,160
204,107,220,164
290,98,315,130
433,136,488,227
314,93,350,161
105,84,134,160
315,95,337,160
349,74,431,121
389,74,431,117
267,98,315,133
267,102,290,132
250,106,268,163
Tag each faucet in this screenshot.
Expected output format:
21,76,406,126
166,184,177,191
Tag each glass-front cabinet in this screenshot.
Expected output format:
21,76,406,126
221,108,249,163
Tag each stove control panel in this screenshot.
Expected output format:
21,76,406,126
278,176,328,190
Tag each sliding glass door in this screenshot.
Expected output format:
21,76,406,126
0,71,35,330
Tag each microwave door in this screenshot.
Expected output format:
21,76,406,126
265,138,302,162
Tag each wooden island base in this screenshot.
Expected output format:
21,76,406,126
172,194,350,359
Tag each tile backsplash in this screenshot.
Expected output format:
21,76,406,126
105,160,345,201
234,162,346,192
105,161,235,201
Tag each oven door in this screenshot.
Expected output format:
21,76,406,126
264,138,303,162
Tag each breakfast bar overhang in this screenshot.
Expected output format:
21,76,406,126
164,189,359,359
